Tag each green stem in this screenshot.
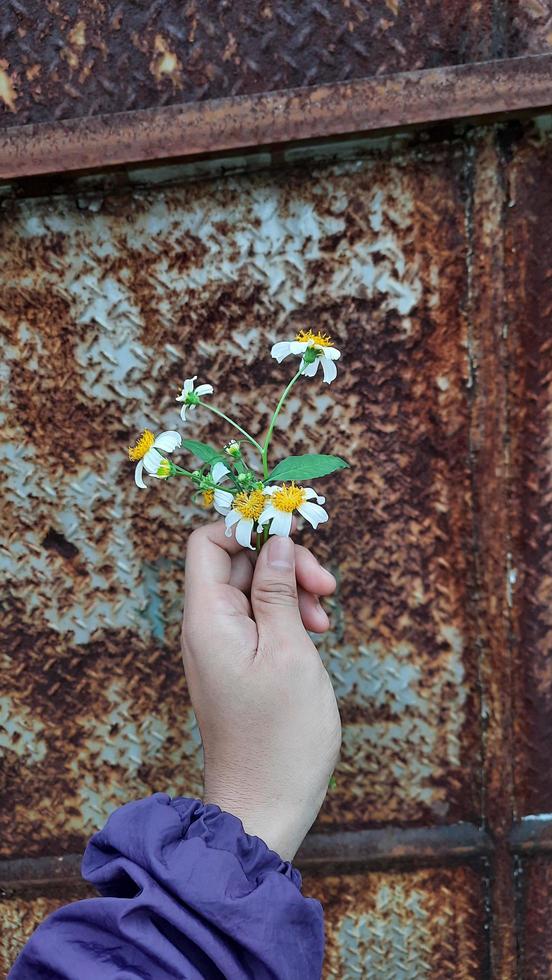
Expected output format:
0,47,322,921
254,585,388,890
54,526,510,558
173,465,196,478
261,367,304,480
198,401,263,454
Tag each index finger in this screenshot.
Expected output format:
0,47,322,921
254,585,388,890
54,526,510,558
184,520,246,604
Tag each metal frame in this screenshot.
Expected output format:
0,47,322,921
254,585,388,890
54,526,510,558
1,53,552,180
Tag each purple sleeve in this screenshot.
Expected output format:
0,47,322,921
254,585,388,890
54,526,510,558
8,793,324,979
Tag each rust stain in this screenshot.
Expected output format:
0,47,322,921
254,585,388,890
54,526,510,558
0,60,17,112
62,19,87,71
150,35,183,88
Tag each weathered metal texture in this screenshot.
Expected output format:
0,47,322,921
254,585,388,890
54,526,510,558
0,0,495,129
0,885,94,976
518,858,552,978
509,0,552,56
305,866,488,978
504,119,552,818
0,867,487,978
468,128,517,977
0,133,482,858
5,54,552,182
0,888,89,977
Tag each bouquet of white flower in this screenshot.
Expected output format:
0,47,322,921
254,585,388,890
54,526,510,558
128,329,349,551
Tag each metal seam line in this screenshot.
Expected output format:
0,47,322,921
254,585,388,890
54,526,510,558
5,818,552,891
1,53,552,180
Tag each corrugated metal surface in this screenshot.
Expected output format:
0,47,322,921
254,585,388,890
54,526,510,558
0,137,482,859
307,867,488,978
506,121,552,819
2,3,552,975
0,886,93,977
0,868,488,979
0,0,497,128
519,858,552,979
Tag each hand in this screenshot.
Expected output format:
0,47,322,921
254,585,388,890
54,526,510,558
181,522,342,861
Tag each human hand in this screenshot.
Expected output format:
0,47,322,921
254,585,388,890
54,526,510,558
181,522,342,862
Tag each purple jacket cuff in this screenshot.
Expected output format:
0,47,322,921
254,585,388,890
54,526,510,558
8,793,324,979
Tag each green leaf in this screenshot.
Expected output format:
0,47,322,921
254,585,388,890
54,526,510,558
181,438,220,463
266,454,350,483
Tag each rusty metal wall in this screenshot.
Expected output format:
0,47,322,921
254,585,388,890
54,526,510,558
0,133,483,852
0,0,499,128
1,3,552,976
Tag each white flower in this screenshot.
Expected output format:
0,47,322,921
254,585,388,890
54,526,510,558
128,429,181,489
202,461,235,514
176,376,214,421
257,483,328,537
224,488,267,550
271,329,340,384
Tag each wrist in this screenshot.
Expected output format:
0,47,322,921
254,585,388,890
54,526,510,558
203,791,309,862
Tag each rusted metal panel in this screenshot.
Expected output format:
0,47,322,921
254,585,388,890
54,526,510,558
504,120,552,819
0,0,495,130
509,0,552,57
305,866,489,978
518,857,552,978
468,128,517,978
4,54,552,182
0,885,94,977
1,867,488,978
0,133,482,859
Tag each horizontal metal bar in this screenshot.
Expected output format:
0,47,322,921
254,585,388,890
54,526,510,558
1,53,552,181
0,823,491,891
509,816,552,855
6,816,552,892
297,822,492,873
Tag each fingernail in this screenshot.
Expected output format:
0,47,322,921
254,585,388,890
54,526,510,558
267,535,294,569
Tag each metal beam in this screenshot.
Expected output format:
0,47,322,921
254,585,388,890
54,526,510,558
0,823,492,891
1,53,552,181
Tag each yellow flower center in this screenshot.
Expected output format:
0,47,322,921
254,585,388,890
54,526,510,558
295,329,333,348
234,489,266,520
202,489,215,508
272,482,307,513
128,429,155,461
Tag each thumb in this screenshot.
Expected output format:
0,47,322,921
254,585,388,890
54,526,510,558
251,535,304,643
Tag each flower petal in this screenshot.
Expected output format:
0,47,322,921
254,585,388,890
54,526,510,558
257,504,277,525
225,510,241,529
303,488,325,504
269,510,293,537
143,447,163,473
302,359,319,378
195,384,214,396
236,517,255,549
262,485,278,496
297,501,328,529
289,341,309,355
271,342,292,363
211,461,230,484
324,347,341,360
153,431,182,453
134,459,147,489
214,489,233,514
321,357,338,384
184,377,196,393
180,404,188,421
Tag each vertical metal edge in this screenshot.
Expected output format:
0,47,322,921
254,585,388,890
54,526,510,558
467,125,517,977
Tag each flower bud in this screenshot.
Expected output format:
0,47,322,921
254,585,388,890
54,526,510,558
156,459,173,479
224,439,241,458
